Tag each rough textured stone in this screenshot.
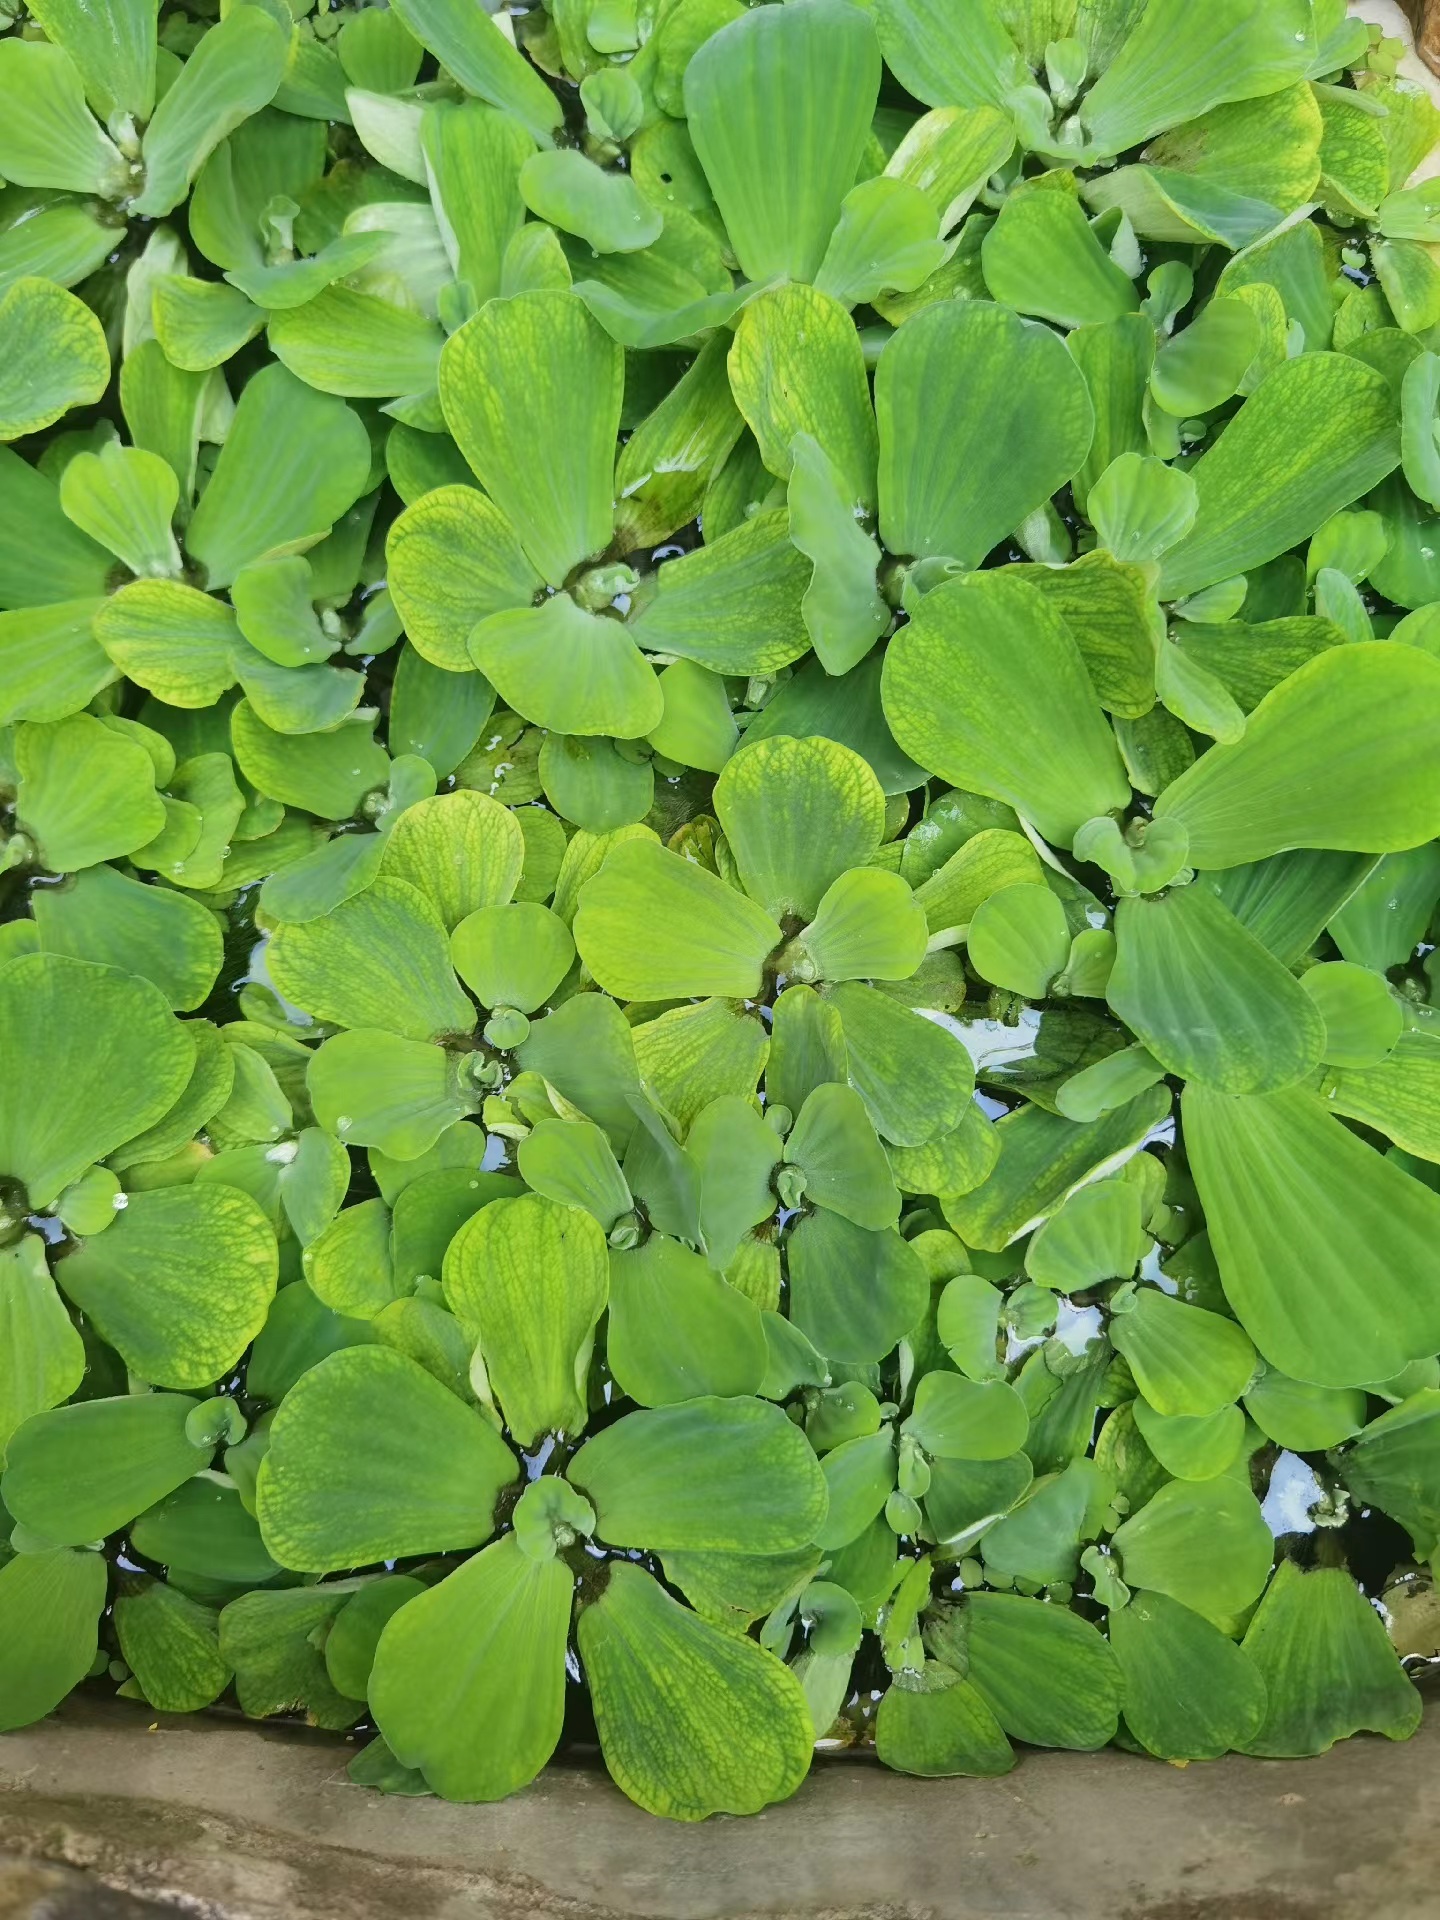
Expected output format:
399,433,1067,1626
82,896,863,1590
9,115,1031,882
0,1697,1435,1920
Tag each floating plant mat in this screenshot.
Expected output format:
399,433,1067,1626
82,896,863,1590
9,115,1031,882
2,0,1440,1825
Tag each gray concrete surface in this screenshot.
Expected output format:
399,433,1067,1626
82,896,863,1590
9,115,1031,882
0,1696,1435,1920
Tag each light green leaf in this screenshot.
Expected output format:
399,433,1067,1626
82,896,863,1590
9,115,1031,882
134,8,290,219
370,1535,571,1801
2,1392,203,1545
814,177,947,309
1157,355,1401,601
388,0,563,143
1183,1081,1440,1388
574,838,781,1000
1153,645,1440,868
685,0,880,283
877,300,1095,569
0,43,128,198
1109,1286,1256,1418
785,1082,900,1231
58,442,181,580
0,599,116,727
0,954,193,1210
905,1373,1030,1461
625,508,812,676
471,595,662,740
56,1185,277,1392
0,277,109,442
571,1395,828,1554
255,1346,516,1572
439,291,620,588
268,877,475,1042
186,365,372,590
0,1236,85,1463
872,0,1026,114
451,902,574,1016
379,790,524,931
1079,0,1315,156
714,733,883,921
1024,1178,1146,1291
1150,298,1263,418
787,433,890,674
520,149,661,254
1112,1475,1273,1624
0,1548,107,1732
967,883,1071,998
882,572,1129,846
794,867,928,985
518,1119,630,1230
607,1235,767,1405
1299,961,1403,1069
422,100,533,310
94,581,237,709
268,286,444,401
943,1087,1171,1252
231,702,389,818
387,484,541,672
727,284,877,509
1107,886,1324,1094
982,189,1137,328
579,1561,814,1819
443,1192,607,1444
308,1028,479,1161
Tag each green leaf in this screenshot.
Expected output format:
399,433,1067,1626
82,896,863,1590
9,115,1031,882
2,1391,204,1544
231,702,389,818
134,8,289,218
0,1547,107,1732
451,902,574,1017
269,877,474,1042
1079,0,1315,156
1244,1368,1366,1453
1300,961,1403,1069
370,1535,571,1801
574,838,781,1000
255,1346,516,1572
824,981,974,1147
982,189,1136,328
386,485,540,673
1110,1286,1256,1418
518,1119,631,1230
1156,355,1401,601
580,1561,814,1818
625,508,812,676
113,1578,232,1714
814,175,946,310
186,365,372,590
388,0,563,144
1184,1081,1440,1388
882,572,1129,846
1024,1179,1147,1291
93,581,236,709
967,883,1071,998
714,734,883,921
268,286,444,401
942,1087,1171,1252
787,433,891,675
379,790,524,931
961,1590,1123,1750
0,955,193,1210
872,0,1026,114
1109,1591,1268,1761
0,1237,85,1463
876,1664,1015,1778
905,1373,1029,1461
1336,1389,1440,1555
1107,886,1324,1094
569,1396,828,1554
0,599,115,726
218,1585,359,1729
421,100,533,310
520,149,661,254
785,1082,899,1231
685,0,879,283
58,442,180,580
793,867,927,985
443,1192,607,1444
1154,645,1440,869
727,284,877,509
439,291,621,588
607,1235,767,1405
877,301,1095,569
1238,1561,1421,1756
787,1209,928,1362
646,660,739,774
31,862,219,1013
0,277,110,442
471,595,662,740
57,1185,276,1391
0,43,128,198
1150,298,1263,417
1002,550,1160,720
1112,1476,1272,1624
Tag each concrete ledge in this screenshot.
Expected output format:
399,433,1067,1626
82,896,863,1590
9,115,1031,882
0,1697,1435,1920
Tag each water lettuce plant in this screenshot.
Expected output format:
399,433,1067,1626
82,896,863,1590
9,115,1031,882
1,0,1439,1822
